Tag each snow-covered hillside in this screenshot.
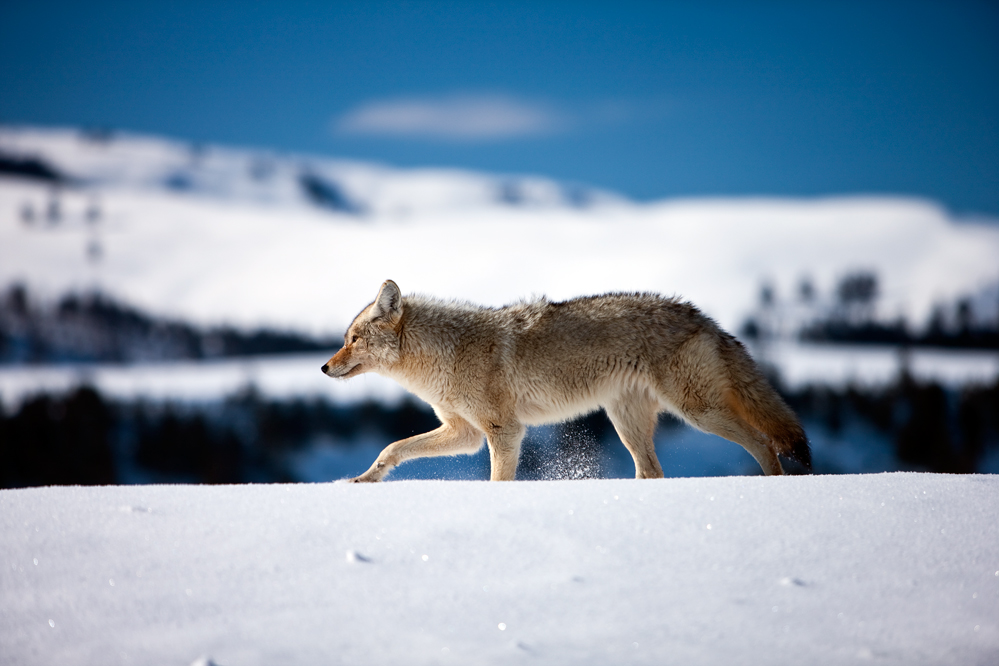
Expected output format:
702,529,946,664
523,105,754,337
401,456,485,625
2,125,998,339
2,473,997,665
0,126,620,217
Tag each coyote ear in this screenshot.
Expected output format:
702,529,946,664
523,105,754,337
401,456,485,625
373,279,402,319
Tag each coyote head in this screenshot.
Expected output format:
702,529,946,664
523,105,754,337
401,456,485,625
322,280,403,379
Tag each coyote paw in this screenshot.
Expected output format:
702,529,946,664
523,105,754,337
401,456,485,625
348,461,390,483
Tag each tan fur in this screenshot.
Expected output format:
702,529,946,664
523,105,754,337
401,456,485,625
322,280,810,482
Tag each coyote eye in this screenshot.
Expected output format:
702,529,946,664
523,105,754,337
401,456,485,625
350,334,359,344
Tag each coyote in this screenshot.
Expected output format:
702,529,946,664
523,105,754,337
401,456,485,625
322,280,810,482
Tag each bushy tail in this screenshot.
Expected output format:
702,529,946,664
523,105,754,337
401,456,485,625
724,343,811,471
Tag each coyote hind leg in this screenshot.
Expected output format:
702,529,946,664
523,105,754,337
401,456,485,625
688,411,784,476
350,416,483,482
605,390,664,479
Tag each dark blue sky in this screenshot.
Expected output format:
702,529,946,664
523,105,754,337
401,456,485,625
2,1,997,214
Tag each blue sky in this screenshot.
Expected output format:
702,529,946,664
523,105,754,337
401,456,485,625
1,1,997,214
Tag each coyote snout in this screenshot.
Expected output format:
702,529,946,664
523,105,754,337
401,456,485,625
320,362,348,378
323,280,810,482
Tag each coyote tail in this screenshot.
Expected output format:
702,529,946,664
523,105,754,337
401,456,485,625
725,344,812,471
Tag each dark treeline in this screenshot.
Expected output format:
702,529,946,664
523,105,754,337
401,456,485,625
0,151,68,184
1,374,997,488
742,271,999,350
0,284,341,364
0,387,439,488
784,373,999,474
799,318,999,349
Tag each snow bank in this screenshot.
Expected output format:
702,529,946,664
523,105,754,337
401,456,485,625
2,473,997,665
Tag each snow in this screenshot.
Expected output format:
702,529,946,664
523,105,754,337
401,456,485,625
2,473,997,665
2,126,998,339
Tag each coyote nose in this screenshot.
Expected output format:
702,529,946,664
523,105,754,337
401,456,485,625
321,363,329,374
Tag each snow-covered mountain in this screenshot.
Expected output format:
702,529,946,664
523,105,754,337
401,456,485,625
1,125,998,338
0,125,621,214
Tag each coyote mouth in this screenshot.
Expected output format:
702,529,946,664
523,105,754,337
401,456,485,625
323,363,359,379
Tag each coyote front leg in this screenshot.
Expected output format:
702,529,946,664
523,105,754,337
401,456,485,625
484,421,526,481
350,417,483,482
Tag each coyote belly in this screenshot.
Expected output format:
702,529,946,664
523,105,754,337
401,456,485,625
322,280,810,482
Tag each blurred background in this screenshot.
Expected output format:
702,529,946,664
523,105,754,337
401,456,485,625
1,0,998,486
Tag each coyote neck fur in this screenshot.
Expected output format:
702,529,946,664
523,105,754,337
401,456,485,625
385,297,488,406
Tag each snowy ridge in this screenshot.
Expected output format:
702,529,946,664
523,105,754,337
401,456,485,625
2,473,997,665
